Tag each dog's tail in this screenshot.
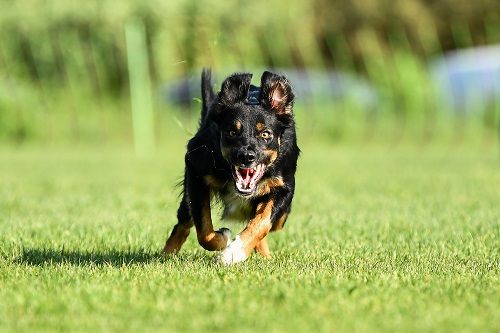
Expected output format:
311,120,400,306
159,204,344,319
201,68,215,121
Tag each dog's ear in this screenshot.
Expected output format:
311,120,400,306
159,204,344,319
260,71,294,115
218,73,253,106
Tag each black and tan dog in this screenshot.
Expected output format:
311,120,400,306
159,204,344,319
163,69,299,264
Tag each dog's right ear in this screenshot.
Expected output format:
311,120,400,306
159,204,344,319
218,73,253,106
259,71,294,115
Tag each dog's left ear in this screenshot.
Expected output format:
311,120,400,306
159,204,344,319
260,71,294,115
218,73,253,106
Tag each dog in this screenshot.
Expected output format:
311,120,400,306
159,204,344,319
163,69,299,265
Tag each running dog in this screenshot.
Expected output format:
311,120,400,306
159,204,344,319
163,69,299,265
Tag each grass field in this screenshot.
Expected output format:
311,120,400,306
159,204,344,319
1,142,499,333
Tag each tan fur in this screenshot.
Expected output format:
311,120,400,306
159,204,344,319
196,196,229,251
238,200,274,256
264,149,278,164
255,237,271,258
163,222,192,254
255,176,285,196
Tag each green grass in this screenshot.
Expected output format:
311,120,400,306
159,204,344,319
0,142,499,333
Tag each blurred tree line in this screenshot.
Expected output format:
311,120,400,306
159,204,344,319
1,0,499,95
0,0,499,144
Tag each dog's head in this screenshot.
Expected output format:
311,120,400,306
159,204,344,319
210,71,294,196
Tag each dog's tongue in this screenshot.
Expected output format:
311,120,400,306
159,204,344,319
235,165,263,192
240,168,254,187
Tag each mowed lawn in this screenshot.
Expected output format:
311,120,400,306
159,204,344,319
0,143,498,333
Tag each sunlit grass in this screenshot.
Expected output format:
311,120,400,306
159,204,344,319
0,142,498,332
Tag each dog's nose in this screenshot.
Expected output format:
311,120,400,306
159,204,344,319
246,151,256,163
237,149,256,165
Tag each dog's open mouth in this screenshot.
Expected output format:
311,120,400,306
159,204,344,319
233,164,266,195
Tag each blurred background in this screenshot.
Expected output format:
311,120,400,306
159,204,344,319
0,0,499,151
2,3,499,331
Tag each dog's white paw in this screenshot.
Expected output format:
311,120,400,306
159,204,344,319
215,236,247,265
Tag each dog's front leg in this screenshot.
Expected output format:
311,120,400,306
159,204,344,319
216,200,274,265
187,176,231,251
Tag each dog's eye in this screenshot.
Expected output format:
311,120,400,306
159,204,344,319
228,130,237,137
260,131,273,140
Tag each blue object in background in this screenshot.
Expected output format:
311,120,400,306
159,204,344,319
431,45,500,114
161,69,378,111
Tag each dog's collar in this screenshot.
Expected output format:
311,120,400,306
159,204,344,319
245,87,260,105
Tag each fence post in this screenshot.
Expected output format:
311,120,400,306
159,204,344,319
125,19,155,155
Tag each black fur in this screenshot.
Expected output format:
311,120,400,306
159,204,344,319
166,68,300,254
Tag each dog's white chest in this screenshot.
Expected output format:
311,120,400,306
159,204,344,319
220,186,252,221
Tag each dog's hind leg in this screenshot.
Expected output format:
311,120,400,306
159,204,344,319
270,212,288,232
255,237,271,259
254,211,289,258
163,196,193,254
254,211,290,259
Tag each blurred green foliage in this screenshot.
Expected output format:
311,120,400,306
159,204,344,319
0,0,499,144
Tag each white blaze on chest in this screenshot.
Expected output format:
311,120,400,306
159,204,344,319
220,186,253,221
